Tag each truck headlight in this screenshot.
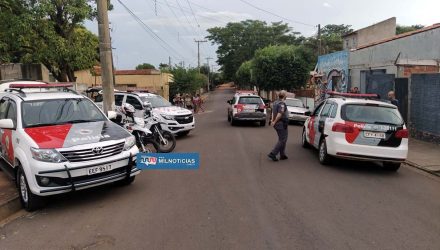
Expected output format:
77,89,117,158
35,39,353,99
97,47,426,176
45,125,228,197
161,114,174,120
30,148,67,163
124,136,136,151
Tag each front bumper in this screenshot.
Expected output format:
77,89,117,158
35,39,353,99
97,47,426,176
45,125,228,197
29,146,140,196
161,121,195,134
289,114,309,122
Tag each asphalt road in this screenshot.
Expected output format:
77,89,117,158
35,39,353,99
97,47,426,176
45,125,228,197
1,88,440,249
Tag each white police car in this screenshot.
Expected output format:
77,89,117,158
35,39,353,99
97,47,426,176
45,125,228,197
227,91,267,126
302,92,408,171
0,82,139,211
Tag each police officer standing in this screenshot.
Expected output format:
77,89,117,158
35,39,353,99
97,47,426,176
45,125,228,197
268,90,289,161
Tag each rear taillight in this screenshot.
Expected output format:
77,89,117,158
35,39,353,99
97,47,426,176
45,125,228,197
395,129,408,138
259,104,265,109
332,123,354,133
234,104,243,112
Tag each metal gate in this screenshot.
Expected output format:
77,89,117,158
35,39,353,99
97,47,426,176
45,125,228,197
395,78,408,122
365,74,395,101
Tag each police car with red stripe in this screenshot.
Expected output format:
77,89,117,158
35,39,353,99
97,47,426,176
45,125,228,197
0,82,139,211
302,92,408,171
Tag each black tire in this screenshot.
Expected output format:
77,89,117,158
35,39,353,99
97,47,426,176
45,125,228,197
227,113,231,122
139,139,159,153
177,131,190,137
302,129,310,148
383,162,401,171
318,139,332,165
260,120,266,127
231,118,237,126
157,131,176,153
17,166,45,211
117,176,135,186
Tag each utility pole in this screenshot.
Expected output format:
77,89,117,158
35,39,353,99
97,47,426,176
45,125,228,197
97,0,115,114
206,57,213,92
194,39,207,71
168,56,172,70
317,24,321,56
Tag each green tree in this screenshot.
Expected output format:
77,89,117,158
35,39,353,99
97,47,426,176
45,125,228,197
207,20,302,81
136,63,156,70
396,24,424,34
168,67,207,98
235,60,254,89
253,45,308,91
0,0,109,82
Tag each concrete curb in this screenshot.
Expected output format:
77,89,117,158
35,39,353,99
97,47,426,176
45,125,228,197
0,195,21,222
405,160,440,177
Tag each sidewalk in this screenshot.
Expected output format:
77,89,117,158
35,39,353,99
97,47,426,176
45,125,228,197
406,138,440,176
0,167,20,222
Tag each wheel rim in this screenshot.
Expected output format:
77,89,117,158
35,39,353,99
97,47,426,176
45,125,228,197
20,174,28,203
319,142,326,161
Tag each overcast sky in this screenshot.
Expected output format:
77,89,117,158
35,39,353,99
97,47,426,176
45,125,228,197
84,0,440,70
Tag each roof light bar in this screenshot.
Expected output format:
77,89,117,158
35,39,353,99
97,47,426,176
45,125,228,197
326,91,379,99
9,83,73,89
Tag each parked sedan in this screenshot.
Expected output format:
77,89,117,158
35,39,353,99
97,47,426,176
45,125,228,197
285,98,311,123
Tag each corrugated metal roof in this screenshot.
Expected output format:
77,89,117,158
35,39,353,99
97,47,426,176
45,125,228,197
355,23,440,51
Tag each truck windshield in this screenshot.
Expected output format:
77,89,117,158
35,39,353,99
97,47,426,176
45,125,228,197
141,96,172,108
22,98,107,128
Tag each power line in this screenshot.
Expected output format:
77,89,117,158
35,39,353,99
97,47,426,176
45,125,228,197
185,0,200,28
117,0,186,61
238,0,315,27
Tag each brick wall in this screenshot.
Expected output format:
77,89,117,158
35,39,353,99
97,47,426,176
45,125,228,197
403,65,439,77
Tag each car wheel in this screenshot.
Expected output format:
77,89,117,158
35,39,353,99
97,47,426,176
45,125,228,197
17,166,45,211
260,120,266,127
177,131,190,137
318,139,332,165
227,113,231,122
117,176,136,186
231,118,237,126
302,129,310,148
383,162,401,171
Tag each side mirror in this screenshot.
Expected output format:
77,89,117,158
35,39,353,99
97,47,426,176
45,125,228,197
306,106,310,109
107,111,117,120
227,100,231,104
0,119,14,129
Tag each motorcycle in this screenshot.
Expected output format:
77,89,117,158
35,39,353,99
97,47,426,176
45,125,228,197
144,105,177,153
113,104,159,153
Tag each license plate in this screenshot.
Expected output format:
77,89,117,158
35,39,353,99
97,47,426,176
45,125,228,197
364,131,386,139
87,164,112,175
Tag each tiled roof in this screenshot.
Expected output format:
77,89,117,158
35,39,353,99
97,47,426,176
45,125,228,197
355,23,440,51
92,66,161,76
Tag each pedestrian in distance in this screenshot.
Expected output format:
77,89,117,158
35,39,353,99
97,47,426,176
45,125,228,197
268,90,289,162
185,94,193,111
388,91,399,106
192,94,200,113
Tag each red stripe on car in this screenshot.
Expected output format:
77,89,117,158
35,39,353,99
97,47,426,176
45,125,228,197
25,124,72,149
344,122,364,143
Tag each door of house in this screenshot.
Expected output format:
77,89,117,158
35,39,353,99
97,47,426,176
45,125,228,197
365,73,395,101
395,78,409,123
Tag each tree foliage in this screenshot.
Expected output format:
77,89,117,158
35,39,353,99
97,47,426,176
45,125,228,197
235,60,253,89
396,24,424,35
253,45,308,91
0,0,106,81
136,63,156,70
207,20,302,81
168,67,207,98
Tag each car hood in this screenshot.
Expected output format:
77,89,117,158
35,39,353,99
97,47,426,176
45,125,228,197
24,121,130,149
153,106,192,116
287,106,309,113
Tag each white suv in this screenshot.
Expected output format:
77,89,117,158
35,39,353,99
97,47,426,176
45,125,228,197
302,93,408,171
111,92,195,136
227,91,267,126
0,82,139,211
